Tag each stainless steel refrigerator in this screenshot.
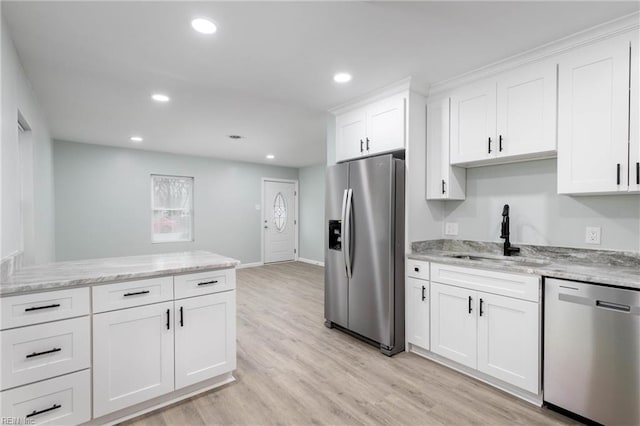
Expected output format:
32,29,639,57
324,153,405,356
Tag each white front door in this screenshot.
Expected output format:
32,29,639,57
263,180,296,263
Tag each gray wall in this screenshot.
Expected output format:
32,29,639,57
443,159,640,252
299,164,325,263
54,141,298,263
1,18,55,264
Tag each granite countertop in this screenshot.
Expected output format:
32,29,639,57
409,240,640,290
0,251,240,296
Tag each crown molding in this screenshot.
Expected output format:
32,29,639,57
428,11,640,97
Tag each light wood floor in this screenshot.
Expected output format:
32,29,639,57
124,262,575,426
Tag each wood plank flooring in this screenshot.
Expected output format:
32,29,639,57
123,262,575,426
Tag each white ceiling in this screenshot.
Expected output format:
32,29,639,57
3,1,639,167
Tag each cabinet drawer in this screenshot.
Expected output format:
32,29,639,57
430,263,540,302
407,259,429,280
174,269,235,299
92,276,173,313
1,288,89,330
0,370,91,425
0,317,90,390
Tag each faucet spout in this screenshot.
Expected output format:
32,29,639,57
499,204,520,256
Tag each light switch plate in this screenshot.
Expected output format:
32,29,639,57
585,226,601,245
445,222,459,236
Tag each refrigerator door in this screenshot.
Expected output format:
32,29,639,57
348,155,395,346
324,163,349,328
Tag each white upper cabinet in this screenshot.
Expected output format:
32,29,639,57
630,30,640,193
558,33,632,194
450,61,558,166
334,92,406,162
426,98,466,200
450,80,497,165
496,61,557,159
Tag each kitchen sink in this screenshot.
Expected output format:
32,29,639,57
444,253,550,268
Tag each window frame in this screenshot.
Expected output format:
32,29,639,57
150,174,195,244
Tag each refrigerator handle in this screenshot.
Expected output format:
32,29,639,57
344,188,353,279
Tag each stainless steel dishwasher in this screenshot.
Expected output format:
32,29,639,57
544,278,640,425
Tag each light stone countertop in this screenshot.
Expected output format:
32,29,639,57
0,251,240,296
409,240,640,290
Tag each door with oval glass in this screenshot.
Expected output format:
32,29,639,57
263,179,297,263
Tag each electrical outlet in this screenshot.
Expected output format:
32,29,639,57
585,226,601,245
445,222,459,236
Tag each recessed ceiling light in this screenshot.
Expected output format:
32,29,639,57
333,72,352,83
130,136,143,142
266,154,275,160
191,18,217,34
151,93,170,102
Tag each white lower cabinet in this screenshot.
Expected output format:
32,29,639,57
477,292,540,394
93,301,174,417
175,291,236,389
406,277,430,350
0,370,91,425
430,282,477,369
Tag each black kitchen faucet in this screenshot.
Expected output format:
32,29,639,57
500,204,520,256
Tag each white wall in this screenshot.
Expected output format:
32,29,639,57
442,159,640,252
299,164,325,263
53,141,299,263
1,18,55,264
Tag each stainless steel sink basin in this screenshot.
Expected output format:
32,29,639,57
444,253,549,268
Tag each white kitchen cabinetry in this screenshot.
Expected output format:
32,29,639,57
430,282,477,369
630,30,640,193
477,292,539,394
426,98,466,200
175,291,236,389
93,301,174,417
406,277,430,350
558,32,634,194
334,92,406,162
450,61,557,166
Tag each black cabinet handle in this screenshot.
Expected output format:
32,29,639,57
166,309,170,330
487,137,492,154
479,298,484,317
197,280,218,286
123,290,150,297
366,137,370,151
421,286,426,301
26,404,62,418
468,296,472,314
180,306,184,327
25,303,60,312
636,162,639,185
26,347,61,359
414,267,419,273
617,163,621,185
441,179,446,194
499,135,503,152
360,139,364,153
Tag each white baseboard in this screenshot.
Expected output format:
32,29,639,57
297,257,325,267
237,262,263,269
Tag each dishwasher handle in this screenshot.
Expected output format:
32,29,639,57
596,300,631,312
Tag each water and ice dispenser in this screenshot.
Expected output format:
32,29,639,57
328,220,342,251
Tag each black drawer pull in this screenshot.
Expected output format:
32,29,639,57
26,404,62,418
26,348,61,358
636,162,639,185
617,163,621,185
468,296,473,314
166,309,170,330
180,306,184,327
479,298,484,316
498,135,503,152
25,304,61,312
123,290,150,297
198,280,218,286
414,267,419,272
441,179,446,194
421,286,426,302
360,139,364,153
366,137,370,151
487,137,492,154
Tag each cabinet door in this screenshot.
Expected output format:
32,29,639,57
93,302,174,417
430,283,477,369
477,293,540,394
496,61,557,159
175,291,236,389
426,98,465,200
406,278,430,350
630,31,640,193
558,34,630,194
366,94,406,155
335,109,366,162
450,80,496,165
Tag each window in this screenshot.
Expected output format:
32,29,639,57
151,175,194,243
